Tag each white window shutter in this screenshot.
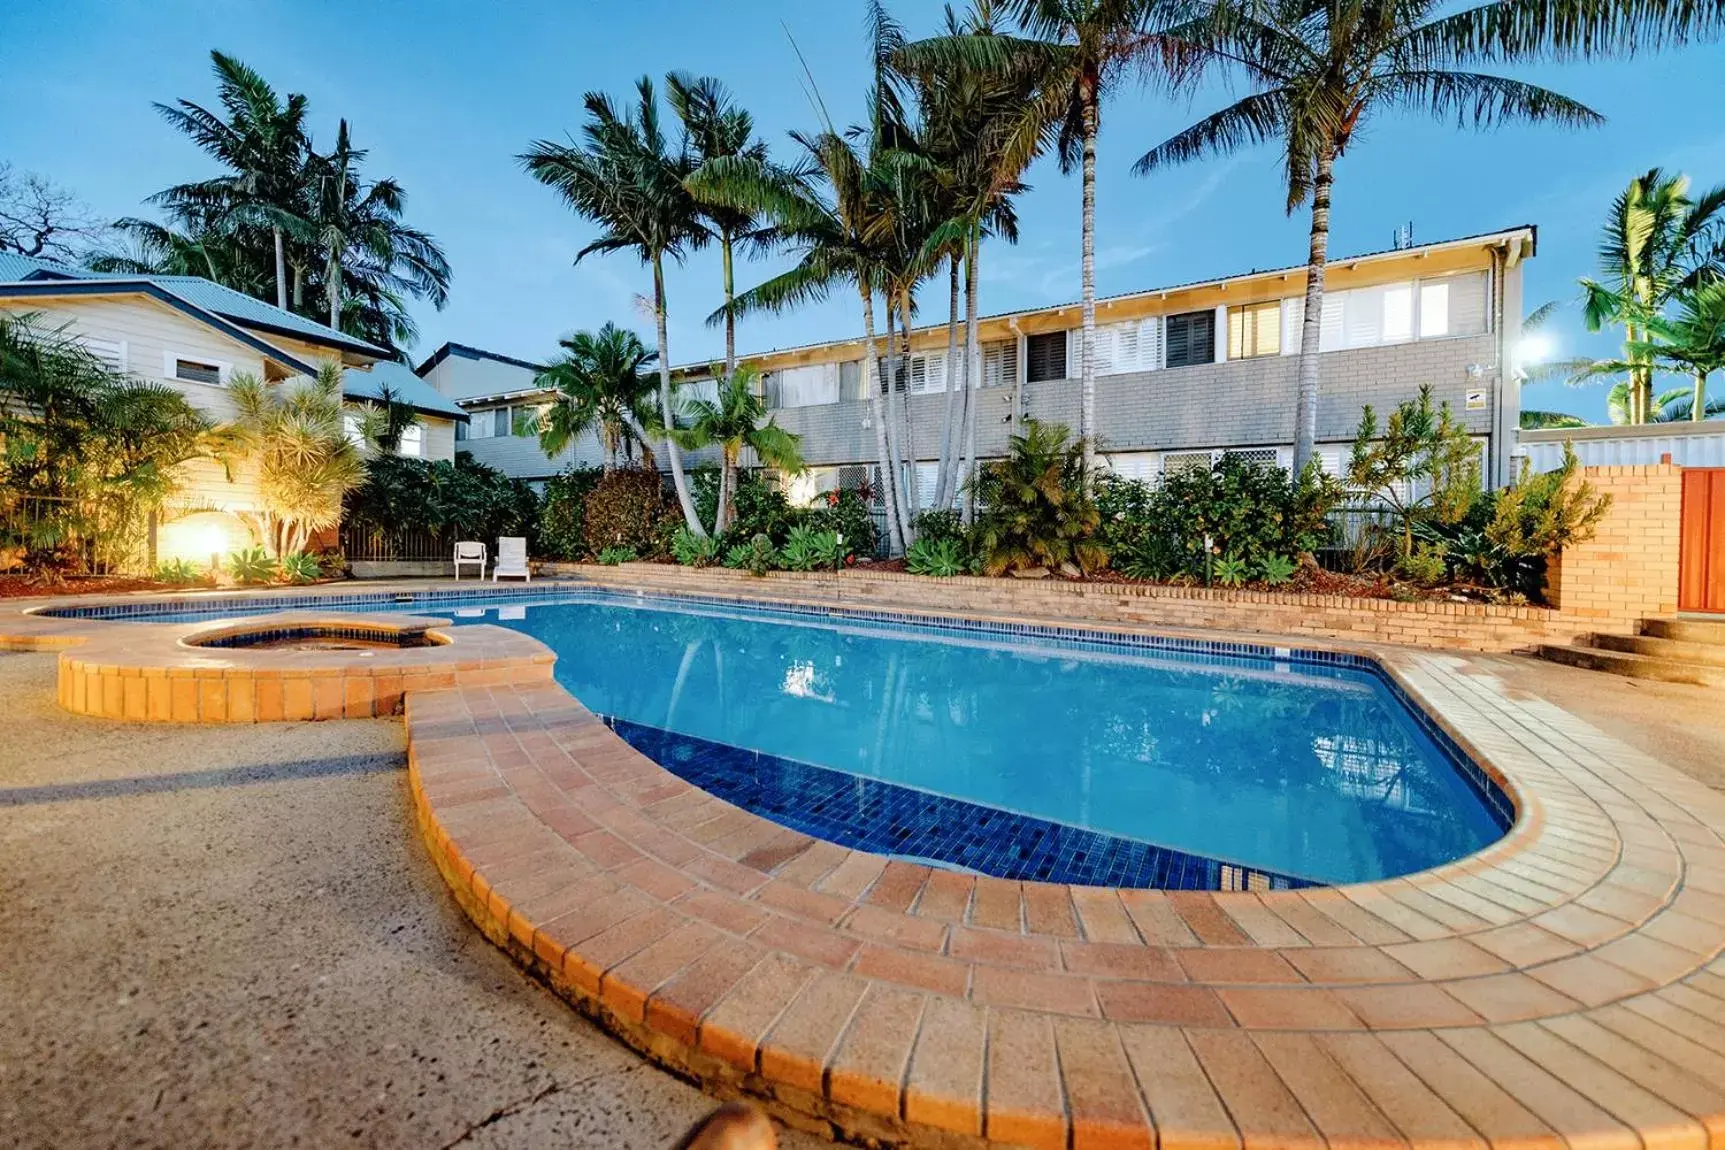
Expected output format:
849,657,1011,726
1382,284,1415,342
1344,287,1384,348
1280,299,1303,355
1319,293,1346,351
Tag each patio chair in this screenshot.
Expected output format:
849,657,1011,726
453,540,486,580
493,536,531,582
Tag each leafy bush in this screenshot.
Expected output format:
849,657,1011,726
279,552,321,584
583,468,667,557
538,466,604,560
1213,555,1250,587
972,421,1107,576
1345,385,1479,560
808,488,878,559
226,546,277,584
596,545,636,566
1486,442,1611,557
741,533,777,576
1256,553,1297,586
1395,542,1449,586
345,452,539,550
154,558,204,585
906,536,969,577
671,525,719,567
780,526,843,571
692,468,802,545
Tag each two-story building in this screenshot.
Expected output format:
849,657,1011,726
0,252,466,562
424,225,1533,502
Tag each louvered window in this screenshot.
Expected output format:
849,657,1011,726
839,360,866,401
1025,331,1068,382
980,340,1017,388
1096,318,1160,375
172,357,222,385
1227,302,1281,359
1164,311,1216,369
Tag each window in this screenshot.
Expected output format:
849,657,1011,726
1161,451,1212,479
1383,284,1414,343
677,377,721,406
80,336,127,373
511,405,546,437
876,352,947,395
980,340,1017,388
1419,281,1451,337
171,356,222,385
398,423,424,458
493,407,511,438
1095,318,1160,375
1227,301,1281,359
839,360,866,401
1025,331,1067,382
1164,310,1216,368
454,419,468,442
764,364,837,408
1102,452,1158,482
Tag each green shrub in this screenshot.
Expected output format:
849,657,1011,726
1345,385,1480,560
154,558,204,585
1255,553,1297,586
539,466,604,559
671,526,719,567
583,468,667,557
226,546,277,584
1395,541,1449,586
345,452,539,550
906,536,968,577
742,533,777,576
1487,442,1611,557
279,552,320,584
972,421,1107,576
1213,555,1250,587
596,545,636,566
808,488,877,559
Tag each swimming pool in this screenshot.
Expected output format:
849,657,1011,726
60,588,1510,888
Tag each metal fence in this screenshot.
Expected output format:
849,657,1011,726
340,522,455,563
1314,504,1399,572
0,494,131,576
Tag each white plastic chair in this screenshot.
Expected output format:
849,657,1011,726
453,540,486,580
493,536,531,582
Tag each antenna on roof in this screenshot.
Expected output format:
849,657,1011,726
1392,222,1415,250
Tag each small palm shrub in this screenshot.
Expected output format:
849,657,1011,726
906,536,968,577
226,546,277,584
154,558,204,585
671,526,719,568
1395,542,1449,586
279,552,321,584
596,545,636,566
971,420,1107,576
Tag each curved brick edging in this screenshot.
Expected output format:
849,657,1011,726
405,648,1725,1148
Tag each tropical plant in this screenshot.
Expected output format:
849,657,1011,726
1256,553,1296,585
226,545,277,584
536,323,661,469
906,535,971,577
226,362,368,557
972,419,1107,575
741,532,778,576
153,558,204,585
1486,442,1611,559
0,312,215,576
1575,170,1725,424
808,487,879,559
1213,554,1250,587
343,452,538,546
522,76,710,537
673,366,803,535
581,467,667,557
1345,385,1480,560
538,465,604,559
1394,543,1447,587
1520,409,1590,429
779,525,844,572
671,525,720,567
279,551,320,583
1633,279,1725,422
596,545,636,566
1136,0,1604,473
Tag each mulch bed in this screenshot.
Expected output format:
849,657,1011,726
0,577,189,600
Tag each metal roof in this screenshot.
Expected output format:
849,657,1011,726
342,359,468,421
414,340,544,377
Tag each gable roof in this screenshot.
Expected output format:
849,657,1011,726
414,340,542,377
342,359,467,421
0,252,389,358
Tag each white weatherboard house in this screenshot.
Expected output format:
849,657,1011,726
0,252,466,562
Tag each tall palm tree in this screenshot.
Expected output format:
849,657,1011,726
522,77,711,537
1579,169,1725,423
687,130,910,552
152,51,309,310
905,0,1180,485
87,213,273,298
672,365,804,533
1135,0,1603,474
536,323,661,469
668,73,778,377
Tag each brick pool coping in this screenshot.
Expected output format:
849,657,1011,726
8,581,1725,1146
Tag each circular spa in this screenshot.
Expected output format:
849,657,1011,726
184,620,445,652
64,589,1513,889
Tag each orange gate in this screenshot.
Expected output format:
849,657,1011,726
1680,468,1725,613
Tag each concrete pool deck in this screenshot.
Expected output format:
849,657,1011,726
7,578,1725,1148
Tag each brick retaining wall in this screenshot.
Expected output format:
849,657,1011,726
1543,461,1682,632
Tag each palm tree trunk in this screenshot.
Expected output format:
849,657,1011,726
1292,146,1336,475
722,233,737,377
1078,81,1099,489
961,230,981,525
897,290,921,532
862,284,903,554
934,255,962,509
326,246,342,331
273,227,288,311
717,445,737,535
1696,368,1709,423
882,296,915,546
291,263,303,310
654,258,705,537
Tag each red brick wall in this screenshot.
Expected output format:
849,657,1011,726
1544,463,1682,631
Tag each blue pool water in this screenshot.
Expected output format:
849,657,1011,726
71,590,1509,887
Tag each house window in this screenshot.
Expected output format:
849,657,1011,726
876,352,947,395
172,357,223,385
398,423,424,458
1419,281,1451,337
1227,301,1281,359
1095,318,1160,375
493,407,511,437
1164,311,1216,368
511,405,548,437
839,360,866,401
980,340,1017,388
1161,451,1212,479
1025,331,1067,382
765,364,837,408
677,377,720,406
454,419,469,442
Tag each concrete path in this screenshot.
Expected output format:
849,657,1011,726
0,652,821,1149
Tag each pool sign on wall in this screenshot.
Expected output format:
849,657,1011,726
1466,388,1487,410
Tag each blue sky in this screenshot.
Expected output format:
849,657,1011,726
4,0,1724,422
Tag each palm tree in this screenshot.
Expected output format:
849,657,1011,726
151,51,309,310
1639,280,1725,422
536,323,661,470
672,365,804,534
522,77,711,537
668,73,778,377
686,129,910,552
1135,0,1603,474
226,362,369,557
1579,169,1725,423
87,213,272,298
1519,410,1589,429
905,0,1179,485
